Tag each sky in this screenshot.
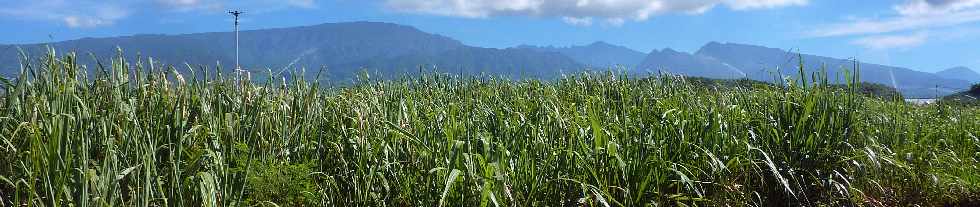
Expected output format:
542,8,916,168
0,0,978,73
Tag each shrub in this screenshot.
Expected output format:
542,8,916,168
245,161,321,206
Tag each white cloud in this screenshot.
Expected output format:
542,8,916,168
156,0,320,12
156,0,223,12
814,0,980,37
895,0,980,16
605,18,626,26
0,1,130,28
0,0,320,28
158,0,203,8
286,0,318,9
562,16,593,26
385,0,807,25
724,0,808,10
62,12,125,28
812,10,980,37
851,32,929,50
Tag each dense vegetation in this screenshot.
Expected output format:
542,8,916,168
684,77,904,100
1,51,979,206
942,83,980,106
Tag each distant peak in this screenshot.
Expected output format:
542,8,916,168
938,66,978,74
588,41,613,47
696,41,785,56
513,44,547,50
306,21,421,31
948,66,972,71
696,41,727,54
514,44,537,48
702,41,780,49
704,41,723,47
935,66,980,83
314,21,396,26
573,41,643,54
944,66,972,70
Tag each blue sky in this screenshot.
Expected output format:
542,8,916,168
1,0,978,72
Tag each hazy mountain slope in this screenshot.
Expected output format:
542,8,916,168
695,42,971,97
0,22,970,97
935,66,980,83
0,22,467,77
237,22,467,69
637,48,746,79
335,47,583,79
0,22,597,80
516,41,646,68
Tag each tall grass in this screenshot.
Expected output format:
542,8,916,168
1,50,978,206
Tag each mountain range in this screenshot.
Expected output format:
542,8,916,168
516,41,647,68
935,66,980,84
0,21,973,97
0,22,581,80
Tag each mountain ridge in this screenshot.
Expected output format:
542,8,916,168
0,22,969,96
0,22,572,80
935,66,980,83
637,48,746,79
515,41,647,68
693,42,971,97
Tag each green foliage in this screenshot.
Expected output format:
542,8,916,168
941,83,980,106
683,77,776,91
245,161,321,206
0,50,979,206
848,82,904,100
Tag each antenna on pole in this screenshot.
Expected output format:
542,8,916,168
229,10,243,72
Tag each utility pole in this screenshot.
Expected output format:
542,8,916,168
229,10,243,71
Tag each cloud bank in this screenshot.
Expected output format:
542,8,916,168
813,0,980,49
851,32,929,50
814,0,980,37
385,0,807,25
0,1,131,28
